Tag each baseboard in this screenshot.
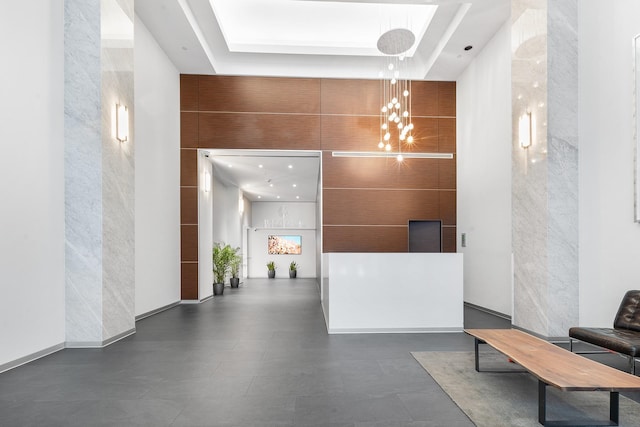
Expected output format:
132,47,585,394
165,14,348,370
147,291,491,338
181,299,202,304
199,295,213,303
511,324,569,342
0,342,65,374
328,327,463,335
135,301,181,321
66,327,136,348
464,301,511,321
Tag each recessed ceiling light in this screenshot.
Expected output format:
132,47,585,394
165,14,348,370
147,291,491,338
258,195,262,199
292,184,297,188
270,184,274,187
288,165,293,169
296,196,300,199
227,164,232,168
277,196,280,199
258,164,263,168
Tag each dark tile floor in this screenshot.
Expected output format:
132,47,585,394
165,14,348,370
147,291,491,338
1,278,509,426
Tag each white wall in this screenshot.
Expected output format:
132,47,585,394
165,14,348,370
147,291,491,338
0,1,66,367
457,22,513,316
248,229,317,278
134,16,181,315
578,0,640,326
198,156,213,299
248,202,317,278
212,169,243,248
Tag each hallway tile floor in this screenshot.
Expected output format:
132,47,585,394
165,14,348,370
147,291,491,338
0,278,509,426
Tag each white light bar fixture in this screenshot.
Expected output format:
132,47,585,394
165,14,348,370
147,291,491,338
331,151,453,159
116,103,129,142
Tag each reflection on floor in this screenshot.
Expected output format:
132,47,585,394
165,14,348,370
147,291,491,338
1,277,629,426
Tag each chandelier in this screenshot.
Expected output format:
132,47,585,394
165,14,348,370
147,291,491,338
376,28,416,162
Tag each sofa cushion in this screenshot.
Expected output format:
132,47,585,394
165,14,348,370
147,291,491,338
614,290,640,332
569,327,640,357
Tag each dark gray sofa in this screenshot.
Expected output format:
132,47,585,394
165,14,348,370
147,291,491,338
569,290,640,374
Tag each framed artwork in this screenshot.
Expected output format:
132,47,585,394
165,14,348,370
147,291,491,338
268,235,302,255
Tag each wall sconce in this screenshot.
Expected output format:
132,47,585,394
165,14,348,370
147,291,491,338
204,171,210,192
519,111,532,149
116,103,129,142
238,196,244,215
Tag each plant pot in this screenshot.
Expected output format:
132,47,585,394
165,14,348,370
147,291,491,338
268,270,276,279
213,282,224,295
289,270,297,279
230,277,240,288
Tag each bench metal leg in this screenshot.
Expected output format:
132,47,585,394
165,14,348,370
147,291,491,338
538,380,619,426
473,337,526,373
628,355,636,375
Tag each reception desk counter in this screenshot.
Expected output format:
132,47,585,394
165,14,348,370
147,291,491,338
322,253,463,334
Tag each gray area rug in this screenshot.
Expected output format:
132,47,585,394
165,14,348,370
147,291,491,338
412,351,640,427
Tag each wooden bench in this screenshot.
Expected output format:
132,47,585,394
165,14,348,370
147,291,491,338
465,328,640,426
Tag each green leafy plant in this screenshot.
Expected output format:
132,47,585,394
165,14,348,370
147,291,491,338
289,261,298,271
229,247,242,278
213,242,234,284
266,261,276,271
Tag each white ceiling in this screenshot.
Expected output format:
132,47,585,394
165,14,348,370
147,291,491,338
205,150,320,202
136,0,510,79
136,0,510,203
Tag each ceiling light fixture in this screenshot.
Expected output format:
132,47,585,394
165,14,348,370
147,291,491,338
332,151,453,159
376,28,416,161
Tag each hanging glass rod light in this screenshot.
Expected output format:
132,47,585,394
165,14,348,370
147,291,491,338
376,28,416,162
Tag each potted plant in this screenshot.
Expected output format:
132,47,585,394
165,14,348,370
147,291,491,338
267,261,276,278
229,247,241,288
289,261,298,279
212,242,233,295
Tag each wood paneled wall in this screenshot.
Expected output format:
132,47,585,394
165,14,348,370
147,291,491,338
180,75,456,299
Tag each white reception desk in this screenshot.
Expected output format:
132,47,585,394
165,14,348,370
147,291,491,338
322,253,463,334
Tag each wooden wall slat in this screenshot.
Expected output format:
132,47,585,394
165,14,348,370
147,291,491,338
320,79,380,115
438,82,456,117
198,76,321,114
323,189,441,225
180,149,198,187
438,160,456,189
323,226,408,252
181,263,199,300
442,227,457,253
410,117,439,153
198,113,321,150
322,152,440,190
320,115,378,151
439,191,457,225
181,225,198,261
180,75,199,111
410,81,439,117
181,112,198,148
181,187,198,224
438,118,456,153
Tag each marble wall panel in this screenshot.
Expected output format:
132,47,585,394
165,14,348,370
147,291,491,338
64,0,135,345
64,0,104,344
546,0,579,337
101,0,135,341
511,0,579,337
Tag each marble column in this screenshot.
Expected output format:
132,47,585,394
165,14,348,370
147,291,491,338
511,0,579,338
64,0,135,346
